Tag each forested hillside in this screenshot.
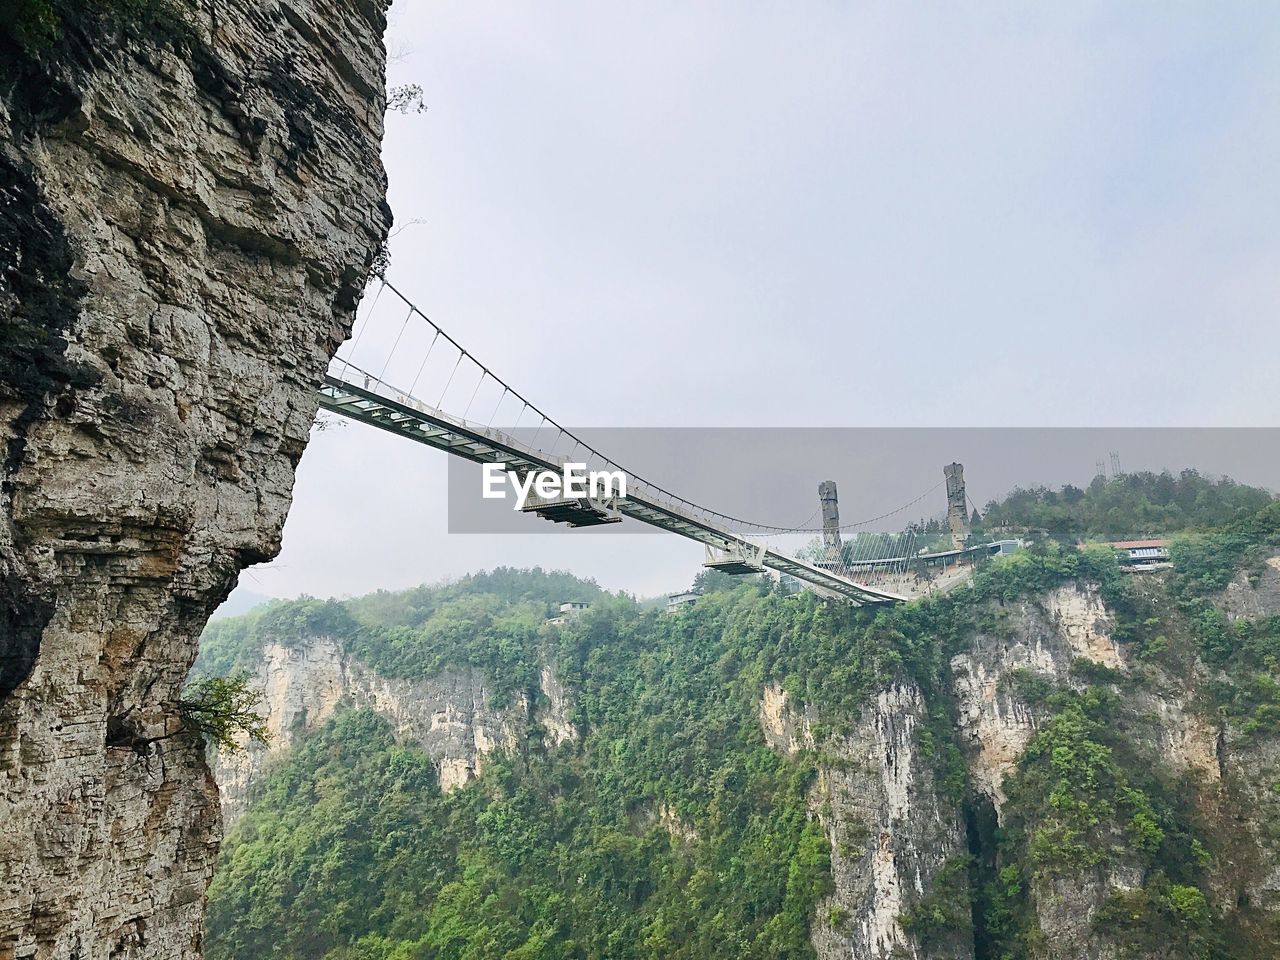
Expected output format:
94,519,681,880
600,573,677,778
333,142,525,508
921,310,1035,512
200,483,1280,960
975,469,1273,540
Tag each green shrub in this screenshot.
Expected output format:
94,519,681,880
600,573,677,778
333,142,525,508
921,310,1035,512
1094,877,1219,959
898,856,972,947
179,672,268,752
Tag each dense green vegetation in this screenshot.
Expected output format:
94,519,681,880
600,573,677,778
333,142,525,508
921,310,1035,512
976,470,1273,541
207,582,847,960
202,482,1280,960
1167,505,1280,744
210,707,829,960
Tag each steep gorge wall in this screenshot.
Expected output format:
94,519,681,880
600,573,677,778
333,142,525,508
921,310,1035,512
759,579,1278,960
950,578,1276,959
206,574,1280,959
214,637,578,825
763,681,972,960
950,585,1140,958
950,584,1126,818
761,598,1109,960
0,3,390,956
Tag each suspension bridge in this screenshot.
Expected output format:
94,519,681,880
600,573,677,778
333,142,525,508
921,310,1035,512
317,282,1002,606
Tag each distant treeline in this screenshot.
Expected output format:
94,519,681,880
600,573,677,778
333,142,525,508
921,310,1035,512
975,469,1274,541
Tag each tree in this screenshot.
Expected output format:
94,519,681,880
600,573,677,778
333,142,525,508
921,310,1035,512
179,673,269,752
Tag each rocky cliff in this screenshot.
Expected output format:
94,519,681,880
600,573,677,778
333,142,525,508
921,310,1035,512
955,577,1276,960
213,636,577,825
759,576,1280,959
755,585,1122,959
0,2,390,956
950,584,1126,819
763,681,972,960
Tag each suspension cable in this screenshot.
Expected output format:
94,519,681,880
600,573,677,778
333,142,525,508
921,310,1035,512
340,281,949,535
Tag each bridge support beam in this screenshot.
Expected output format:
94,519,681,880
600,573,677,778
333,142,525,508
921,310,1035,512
704,541,767,574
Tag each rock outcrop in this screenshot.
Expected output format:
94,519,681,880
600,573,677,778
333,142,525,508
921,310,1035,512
762,682,972,960
0,2,390,956
1221,555,1280,620
757,588,1128,959
756,579,1280,959
948,586,1158,958
949,579,1276,958
950,583,1120,817
214,636,579,825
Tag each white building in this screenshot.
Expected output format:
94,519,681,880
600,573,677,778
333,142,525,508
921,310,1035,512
665,591,699,614
547,600,591,625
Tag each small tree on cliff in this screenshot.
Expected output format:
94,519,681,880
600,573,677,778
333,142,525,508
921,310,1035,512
179,672,269,752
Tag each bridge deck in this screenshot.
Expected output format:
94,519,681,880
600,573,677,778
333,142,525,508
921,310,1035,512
318,373,906,605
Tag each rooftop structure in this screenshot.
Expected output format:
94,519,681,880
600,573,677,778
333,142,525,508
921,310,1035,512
666,591,699,614
1100,539,1172,568
547,599,591,625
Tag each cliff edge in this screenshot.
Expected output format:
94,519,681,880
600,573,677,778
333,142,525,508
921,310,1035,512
0,2,390,955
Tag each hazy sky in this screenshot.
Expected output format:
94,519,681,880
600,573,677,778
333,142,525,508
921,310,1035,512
229,2,1280,606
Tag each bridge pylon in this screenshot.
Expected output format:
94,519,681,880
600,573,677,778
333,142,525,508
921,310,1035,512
818,480,842,562
944,462,970,549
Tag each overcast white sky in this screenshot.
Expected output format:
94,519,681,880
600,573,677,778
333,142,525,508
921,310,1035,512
229,2,1280,606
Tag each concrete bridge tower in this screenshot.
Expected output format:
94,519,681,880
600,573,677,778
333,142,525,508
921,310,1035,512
819,480,842,561
944,462,970,549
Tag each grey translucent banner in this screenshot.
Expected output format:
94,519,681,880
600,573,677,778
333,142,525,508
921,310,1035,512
445,428,1280,535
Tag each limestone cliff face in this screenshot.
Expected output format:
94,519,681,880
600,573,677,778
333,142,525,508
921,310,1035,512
950,584,1133,958
0,3,390,957
757,578,1280,960
214,636,579,826
950,584,1124,817
1215,559,1280,933
762,682,972,960
950,579,1268,959
1221,555,1280,620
